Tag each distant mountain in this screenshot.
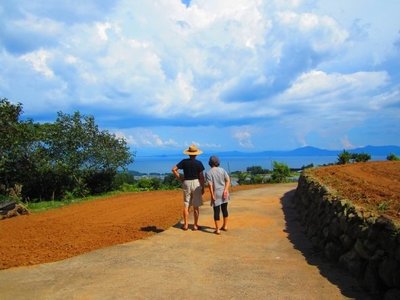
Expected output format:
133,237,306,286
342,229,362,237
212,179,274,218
349,145,400,156
278,146,338,156
214,145,400,157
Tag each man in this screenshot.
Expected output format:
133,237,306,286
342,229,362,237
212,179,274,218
172,144,205,231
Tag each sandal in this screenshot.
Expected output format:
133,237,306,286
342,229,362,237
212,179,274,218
214,230,221,235
192,225,201,231
220,227,228,231
181,225,188,231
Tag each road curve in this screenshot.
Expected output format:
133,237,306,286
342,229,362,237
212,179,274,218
0,183,368,299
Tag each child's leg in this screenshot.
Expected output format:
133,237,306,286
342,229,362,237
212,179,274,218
221,203,229,230
213,205,221,233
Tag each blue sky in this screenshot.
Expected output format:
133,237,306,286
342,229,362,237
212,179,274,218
1,0,399,156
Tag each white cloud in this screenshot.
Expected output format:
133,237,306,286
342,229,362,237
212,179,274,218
1,0,399,152
284,70,389,101
276,11,348,52
341,136,355,149
20,49,54,78
233,128,254,148
115,129,178,148
96,22,112,41
13,12,63,36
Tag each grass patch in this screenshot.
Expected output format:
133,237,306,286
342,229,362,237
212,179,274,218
26,191,123,213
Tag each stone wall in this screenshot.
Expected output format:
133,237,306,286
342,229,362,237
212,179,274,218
0,201,29,220
294,172,400,299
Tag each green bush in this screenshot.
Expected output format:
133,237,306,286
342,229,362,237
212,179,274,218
120,183,140,192
246,166,269,175
271,161,290,183
337,150,352,164
351,153,371,162
237,172,249,185
0,99,133,201
250,174,265,184
112,171,135,189
162,174,181,189
387,153,400,161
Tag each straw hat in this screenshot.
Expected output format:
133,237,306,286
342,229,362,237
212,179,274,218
183,144,203,155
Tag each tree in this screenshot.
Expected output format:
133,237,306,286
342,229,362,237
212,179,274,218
250,174,265,184
246,166,267,175
301,163,314,170
44,111,133,196
0,98,23,190
270,161,290,183
163,173,181,189
337,150,352,164
0,98,39,195
0,99,134,200
387,153,400,161
237,172,249,185
351,153,371,163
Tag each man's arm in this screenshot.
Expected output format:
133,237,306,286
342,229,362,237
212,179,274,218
172,166,182,182
199,171,205,194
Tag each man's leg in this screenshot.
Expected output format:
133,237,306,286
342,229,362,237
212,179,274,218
193,206,199,229
182,206,189,230
192,181,202,230
182,181,191,230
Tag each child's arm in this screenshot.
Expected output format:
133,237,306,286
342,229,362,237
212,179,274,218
208,181,215,206
223,172,231,199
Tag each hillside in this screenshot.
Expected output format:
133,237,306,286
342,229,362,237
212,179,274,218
309,161,400,221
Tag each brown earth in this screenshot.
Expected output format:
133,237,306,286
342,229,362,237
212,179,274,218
0,183,367,299
310,161,400,221
0,184,263,270
1,161,398,272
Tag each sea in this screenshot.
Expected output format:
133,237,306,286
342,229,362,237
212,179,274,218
129,155,387,174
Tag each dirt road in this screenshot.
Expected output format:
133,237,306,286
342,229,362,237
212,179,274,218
0,183,368,299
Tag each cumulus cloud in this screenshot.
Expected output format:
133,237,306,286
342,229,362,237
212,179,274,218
115,129,178,148
0,0,399,152
21,49,54,78
233,128,254,148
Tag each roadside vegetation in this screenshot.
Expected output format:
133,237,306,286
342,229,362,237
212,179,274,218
0,98,300,212
387,153,400,161
2,98,399,213
337,150,371,164
1,98,132,205
231,161,300,185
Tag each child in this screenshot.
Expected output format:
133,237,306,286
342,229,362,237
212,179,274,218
205,156,231,234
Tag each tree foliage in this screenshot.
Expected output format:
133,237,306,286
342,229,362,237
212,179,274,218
351,152,371,163
270,161,291,183
387,153,400,161
337,150,371,164
246,165,269,175
0,98,133,201
337,150,352,164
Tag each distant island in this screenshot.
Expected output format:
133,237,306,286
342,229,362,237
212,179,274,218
212,145,400,157
129,145,399,175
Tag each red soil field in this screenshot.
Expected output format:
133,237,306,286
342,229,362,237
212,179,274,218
0,185,261,270
1,161,398,271
310,161,400,221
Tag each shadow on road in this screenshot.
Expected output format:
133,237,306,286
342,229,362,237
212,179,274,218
140,226,164,233
280,189,370,300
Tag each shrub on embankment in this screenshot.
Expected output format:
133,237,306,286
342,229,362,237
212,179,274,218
294,171,400,299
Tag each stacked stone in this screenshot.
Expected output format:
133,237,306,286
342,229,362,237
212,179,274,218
294,172,400,299
0,201,30,220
